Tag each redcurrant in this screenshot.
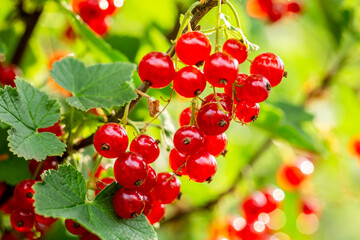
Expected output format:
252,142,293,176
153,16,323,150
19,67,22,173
138,52,175,88
28,157,58,181
138,165,157,193
80,231,101,240
10,209,35,233
65,219,87,235
223,39,248,64
130,134,160,164
87,17,109,36
38,121,63,137
235,101,260,123
241,191,267,221
114,152,148,188
203,133,227,157
0,197,19,214
14,179,35,209
169,148,188,176
79,0,107,23
146,201,165,225
173,126,203,155
95,177,115,195
197,103,231,136
142,192,153,216
35,214,57,225
173,66,206,98
151,172,181,204
113,188,145,219
250,52,284,87
287,1,301,13
93,123,128,158
224,73,248,103
261,187,284,213
179,107,197,127
187,151,217,183
175,31,211,65
203,52,239,88
242,74,271,103
202,93,234,114
0,64,17,87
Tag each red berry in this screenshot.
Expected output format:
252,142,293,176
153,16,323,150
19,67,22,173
146,201,165,225
235,101,260,123
0,197,19,214
241,191,267,221
250,52,284,87
151,172,181,204
28,157,58,181
301,198,319,215
287,2,301,13
261,187,284,213
130,134,160,164
268,3,286,22
203,133,227,157
14,179,35,209
80,231,101,240
203,52,239,88
93,123,128,158
79,0,107,23
283,165,306,186
10,209,35,233
173,66,206,98
95,177,115,195
179,107,197,127
142,193,153,216
102,0,123,15
38,121,63,137
65,219,87,235
242,74,271,103
224,73,248,103
223,39,248,64
35,214,57,225
0,65,17,87
138,165,157,193
175,31,211,65
173,126,203,155
169,148,188,176
114,152,148,188
138,52,175,89
202,93,234,114
87,17,109,36
187,151,217,183
197,103,231,136
113,188,145,219
1,232,19,240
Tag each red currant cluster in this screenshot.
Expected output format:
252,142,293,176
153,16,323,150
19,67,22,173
138,30,284,183
0,63,18,88
71,0,124,36
92,123,181,224
247,0,302,22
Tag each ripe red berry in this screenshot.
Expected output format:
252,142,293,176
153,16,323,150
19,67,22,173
130,134,160,164
87,17,109,36
65,219,87,235
10,209,35,233
113,188,145,219
114,152,148,188
79,0,107,23
241,191,267,221
14,179,35,209
261,187,285,213
250,52,284,87
95,177,115,195
235,101,260,123
224,73,248,103
35,214,57,225
203,133,227,157
202,93,234,114
146,201,165,225
138,165,157,193
173,126,203,155
301,198,319,215
0,64,17,87
38,121,63,137
151,172,181,204
142,193,153,216
179,107,197,127
187,151,217,183
197,103,231,136
223,39,248,64
138,52,175,88
203,52,239,88
93,123,128,158
287,1,301,13
175,31,211,65
0,197,19,214
173,66,206,98
80,232,101,240
242,74,271,103
277,158,314,189
169,148,188,176
28,157,58,181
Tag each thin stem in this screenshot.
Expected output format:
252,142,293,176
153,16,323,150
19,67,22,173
225,0,241,29
121,103,130,129
86,154,103,200
213,87,227,113
127,119,141,135
215,0,222,52
32,161,45,180
66,108,74,148
189,98,197,126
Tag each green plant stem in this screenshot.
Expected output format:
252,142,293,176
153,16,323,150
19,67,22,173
225,0,241,29
121,103,130,129
189,98,197,126
127,119,141,135
215,0,222,52
66,108,74,148
32,160,45,180
86,155,103,200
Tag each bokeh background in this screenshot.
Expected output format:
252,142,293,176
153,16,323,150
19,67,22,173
1,0,360,239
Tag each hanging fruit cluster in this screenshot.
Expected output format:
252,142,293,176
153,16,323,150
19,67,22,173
246,0,302,22
71,0,124,35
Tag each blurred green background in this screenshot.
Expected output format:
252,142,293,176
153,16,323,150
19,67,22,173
1,0,360,239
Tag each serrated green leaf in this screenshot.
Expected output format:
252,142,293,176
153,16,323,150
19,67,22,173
0,78,66,160
59,2,128,62
50,57,137,111
34,165,156,240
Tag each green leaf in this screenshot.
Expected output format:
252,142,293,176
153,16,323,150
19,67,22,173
0,78,66,160
0,40,6,55
50,57,137,111
59,2,128,62
33,165,157,240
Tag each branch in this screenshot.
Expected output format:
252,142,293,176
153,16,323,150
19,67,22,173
71,0,223,152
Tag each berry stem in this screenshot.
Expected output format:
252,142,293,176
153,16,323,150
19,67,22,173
127,119,140,135
121,103,130,129
66,107,74,148
224,0,241,30
86,154,103,200
215,0,222,52
189,98,197,126
31,160,45,180
212,86,227,113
